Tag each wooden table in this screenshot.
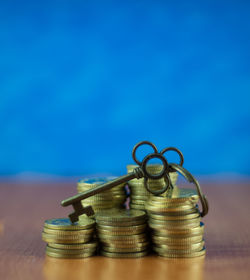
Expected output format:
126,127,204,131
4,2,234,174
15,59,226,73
0,180,250,280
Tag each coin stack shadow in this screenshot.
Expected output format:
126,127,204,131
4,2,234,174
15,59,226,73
96,209,150,258
42,217,97,258
127,164,179,211
145,189,206,258
77,177,127,221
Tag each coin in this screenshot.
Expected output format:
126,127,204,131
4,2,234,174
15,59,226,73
101,250,148,258
146,207,198,215
42,232,92,244
101,241,149,249
129,203,146,210
97,223,146,232
48,241,97,250
97,227,146,236
102,246,148,253
152,235,203,244
156,248,206,258
96,219,146,226
154,222,204,236
46,245,96,255
148,218,201,229
149,189,198,202
154,241,205,251
130,195,150,200
149,212,200,221
44,218,95,230
130,200,147,205
145,203,197,213
43,227,94,235
46,250,94,258
96,209,146,222
98,233,147,241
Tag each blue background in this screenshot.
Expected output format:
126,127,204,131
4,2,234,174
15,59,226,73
0,0,250,177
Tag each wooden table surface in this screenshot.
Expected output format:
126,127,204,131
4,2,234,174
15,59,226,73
0,180,250,280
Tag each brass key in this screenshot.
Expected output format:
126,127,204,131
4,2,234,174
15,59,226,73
61,141,184,223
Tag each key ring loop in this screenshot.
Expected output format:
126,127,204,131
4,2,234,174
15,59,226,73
132,141,158,165
169,163,209,217
160,147,184,172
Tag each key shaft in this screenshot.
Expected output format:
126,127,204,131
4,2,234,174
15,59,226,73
61,167,144,207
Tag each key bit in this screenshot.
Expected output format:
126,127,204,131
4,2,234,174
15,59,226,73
68,201,94,223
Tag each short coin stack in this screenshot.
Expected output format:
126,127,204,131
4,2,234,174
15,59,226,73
42,217,97,258
96,209,149,258
77,177,127,220
127,164,179,211
145,189,206,258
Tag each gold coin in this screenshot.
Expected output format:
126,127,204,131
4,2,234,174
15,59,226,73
96,219,147,227
44,218,95,230
130,189,150,199
148,218,201,230
46,250,94,258
43,227,94,235
146,207,198,215
130,200,147,205
97,227,146,236
97,223,146,232
102,246,148,253
149,188,198,202
42,232,92,244
146,199,198,207
156,248,206,258
101,250,148,258
154,222,204,235
154,241,205,251
99,237,148,245
96,209,146,222
152,235,203,244
145,203,197,213
154,245,204,254
149,217,201,226
111,194,126,199
102,241,149,248
149,212,200,221
129,204,146,210
98,233,147,241
46,245,96,255
130,195,150,200
48,241,97,250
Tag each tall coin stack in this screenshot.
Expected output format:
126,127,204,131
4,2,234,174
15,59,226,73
96,209,149,258
145,189,206,258
77,177,127,220
42,217,97,258
127,164,179,211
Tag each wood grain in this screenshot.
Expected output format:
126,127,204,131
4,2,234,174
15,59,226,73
0,180,250,280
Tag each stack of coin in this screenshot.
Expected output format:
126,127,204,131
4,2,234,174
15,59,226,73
127,164,179,211
145,189,206,258
77,177,127,219
42,217,97,258
96,209,149,258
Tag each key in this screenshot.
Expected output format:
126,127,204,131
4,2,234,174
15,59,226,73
61,141,184,223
